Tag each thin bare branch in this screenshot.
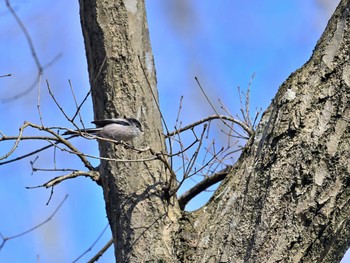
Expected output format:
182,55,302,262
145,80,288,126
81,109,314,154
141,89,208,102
46,80,80,132
218,99,248,138
0,134,75,165
163,138,199,158
0,74,12,78
1,74,39,103
0,194,68,250
137,55,170,135
0,121,94,170
2,1,62,103
184,124,207,177
73,223,110,263
195,76,220,116
37,74,44,126
72,91,91,122
5,0,42,71
0,122,28,160
68,80,86,130
26,170,100,189
167,115,253,138
47,139,157,163
87,238,113,263
187,147,224,178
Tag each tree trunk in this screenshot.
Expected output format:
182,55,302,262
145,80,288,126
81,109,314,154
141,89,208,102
79,0,350,262
184,1,350,262
79,0,181,261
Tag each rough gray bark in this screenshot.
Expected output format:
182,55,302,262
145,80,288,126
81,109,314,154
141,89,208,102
184,1,350,262
79,0,350,262
79,0,180,262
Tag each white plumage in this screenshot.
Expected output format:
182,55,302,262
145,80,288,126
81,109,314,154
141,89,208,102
63,118,143,141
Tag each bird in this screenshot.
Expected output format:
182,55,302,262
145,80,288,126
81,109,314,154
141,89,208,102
63,117,143,141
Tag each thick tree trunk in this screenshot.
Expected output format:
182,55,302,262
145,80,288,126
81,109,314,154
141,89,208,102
79,0,180,262
79,0,350,262
184,1,350,262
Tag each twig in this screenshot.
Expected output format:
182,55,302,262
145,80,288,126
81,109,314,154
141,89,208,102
167,115,253,137
2,1,61,103
73,224,110,263
187,147,224,178
26,171,100,188
5,0,42,71
46,80,80,131
138,55,178,188
175,96,184,130
67,56,106,122
0,121,94,170
163,138,198,158
174,125,207,193
87,238,113,263
137,55,170,134
0,134,76,165
0,194,68,250
72,91,90,122
48,139,157,163
1,74,40,103
218,99,247,139
68,80,86,130
37,74,44,126
170,95,184,168
0,122,28,160
195,77,243,134
195,77,220,116
184,124,207,177
0,74,12,78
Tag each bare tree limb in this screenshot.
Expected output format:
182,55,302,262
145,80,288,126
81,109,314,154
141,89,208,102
0,134,75,165
73,224,110,263
0,194,68,250
2,1,62,103
26,170,100,188
0,121,95,170
167,115,254,138
0,74,12,78
87,238,113,263
178,165,234,210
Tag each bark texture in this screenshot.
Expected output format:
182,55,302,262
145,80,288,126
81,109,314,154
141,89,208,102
184,1,350,262
79,0,350,262
79,0,180,262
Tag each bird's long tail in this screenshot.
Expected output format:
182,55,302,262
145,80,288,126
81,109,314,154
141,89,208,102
63,128,102,136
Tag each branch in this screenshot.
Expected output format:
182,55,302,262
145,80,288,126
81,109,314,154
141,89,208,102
0,74,12,78
87,238,113,263
72,223,110,263
2,1,62,103
166,115,253,138
0,134,75,165
0,194,68,250
178,165,234,210
26,170,100,188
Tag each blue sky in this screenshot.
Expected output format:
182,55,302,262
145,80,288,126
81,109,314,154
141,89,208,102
0,1,345,262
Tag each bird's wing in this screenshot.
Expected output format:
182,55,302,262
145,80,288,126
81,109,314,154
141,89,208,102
91,118,130,127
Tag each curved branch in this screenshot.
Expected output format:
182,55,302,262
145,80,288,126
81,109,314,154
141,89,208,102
167,115,254,138
178,165,234,210
26,170,100,188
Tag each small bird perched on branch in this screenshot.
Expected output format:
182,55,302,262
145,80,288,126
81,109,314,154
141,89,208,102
63,117,143,141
